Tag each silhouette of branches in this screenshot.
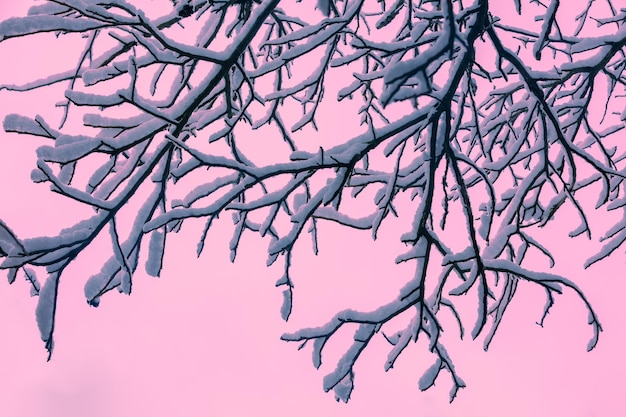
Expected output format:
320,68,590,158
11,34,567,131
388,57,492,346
1,0,624,402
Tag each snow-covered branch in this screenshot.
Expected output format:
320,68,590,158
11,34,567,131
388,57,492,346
1,0,625,402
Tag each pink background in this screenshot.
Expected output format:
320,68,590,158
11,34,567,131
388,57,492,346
1,2,625,416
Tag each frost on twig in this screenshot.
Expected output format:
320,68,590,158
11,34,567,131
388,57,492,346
0,0,623,402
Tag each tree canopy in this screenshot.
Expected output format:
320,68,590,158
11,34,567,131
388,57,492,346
1,0,625,403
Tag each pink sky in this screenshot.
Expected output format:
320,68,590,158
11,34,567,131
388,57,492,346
1,2,625,416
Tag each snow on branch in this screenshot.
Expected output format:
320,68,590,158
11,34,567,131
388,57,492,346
0,15,107,41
